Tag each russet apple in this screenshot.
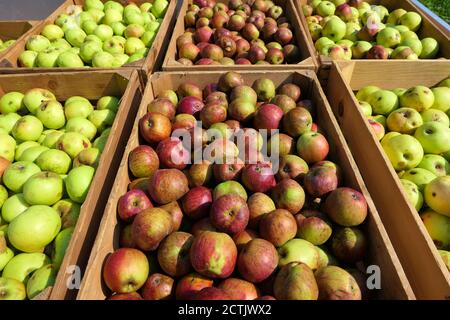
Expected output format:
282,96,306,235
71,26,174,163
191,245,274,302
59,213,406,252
238,238,278,283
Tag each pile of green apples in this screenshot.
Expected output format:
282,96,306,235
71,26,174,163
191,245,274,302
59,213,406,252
0,39,16,54
355,79,450,270
302,0,440,60
0,87,120,300
18,0,169,68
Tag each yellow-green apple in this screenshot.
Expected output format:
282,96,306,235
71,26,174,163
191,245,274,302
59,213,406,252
18,50,38,67
25,35,50,52
52,199,80,228
26,264,56,299
35,100,65,129
18,145,48,162
382,134,424,171
41,131,64,148
277,238,320,270
400,38,422,56
3,161,41,193
356,85,380,102
23,172,63,206
92,51,115,67
323,187,367,226
415,122,450,154
181,186,212,220
103,248,149,293
322,17,346,42
402,168,436,192
64,99,94,119
424,176,450,217
400,11,421,32
0,277,26,300
218,278,259,300
11,115,43,142
56,132,91,159
148,169,189,204
65,165,95,203
79,40,103,63
157,231,193,277
271,179,305,214
0,133,16,161
439,250,450,271
315,266,362,300
213,180,247,201
420,37,439,59
51,227,73,269
1,194,29,223
418,154,449,177
189,231,237,278
367,90,398,115
0,92,24,114
400,179,423,210
358,100,372,116
376,27,400,48
430,87,450,113
421,109,449,126
118,189,153,222
274,262,318,300
238,238,278,283
386,107,423,134
141,273,174,300
400,86,435,112
420,210,450,248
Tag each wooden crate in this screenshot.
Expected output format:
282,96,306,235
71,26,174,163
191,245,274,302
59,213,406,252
162,0,318,71
326,60,450,299
294,0,450,80
0,0,177,75
77,70,414,300
0,20,41,59
0,70,143,300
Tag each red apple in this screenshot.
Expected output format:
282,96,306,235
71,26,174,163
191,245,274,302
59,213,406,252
177,96,205,116
128,145,160,178
157,231,193,277
118,189,153,222
182,186,213,220
190,231,237,278
276,155,309,181
175,273,214,300
109,292,143,300
322,187,368,227
147,98,176,120
247,192,276,228
238,238,278,283
232,229,259,250
210,194,249,234
259,209,297,247
159,201,184,232
241,162,276,193
139,112,172,144
172,113,197,131
253,103,284,130
191,217,218,236
131,208,173,251
271,179,305,214
103,248,149,293
296,132,329,164
119,224,135,248
148,169,189,204
218,278,259,300
156,137,190,170
191,287,231,300
141,273,174,300
304,166,339,198
177,83,203,100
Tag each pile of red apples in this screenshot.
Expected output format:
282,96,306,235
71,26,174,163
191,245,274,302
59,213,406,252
175,0,302,66
102,72,370,300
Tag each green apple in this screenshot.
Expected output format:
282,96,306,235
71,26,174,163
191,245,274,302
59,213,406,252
36,48,61,68
37,129,54,145
0,246,14,272
11,115,43,142
430,87,450,113
418,154,450,177
392,88,407,97
88,109,116,132
18,145,48,162
2,252,50,282
35,149,71,175
26,264,56,299
50,38,71,51
97,96,119,113
0,92,24,114
277,238,320,270
112,53,130,67
103,37,125,55
3,161,40,193
0,277,26,300
140,2,152,13
81,20,98,35
400,86,435,112
316,1,336,16
18,50,38,68
23,88,56,114
367,90,398,115
92,51,115,67
400,38,422,56
79,40,103,64
65,96,89,105
400,179,423,211
73,147,101,168
64,100,94,119
344,22,361,42
391,46,418,60
84,0,104,11
52,227,74,270
400,11,422,32
402,168,437,192
1,194,29,223
88,8,105,24
93,24,114,42
421,109,450,126
124,37,145,55
25,35,50,52
23,172,63,206
415,122,450,154
386,8,407,24
8,205,61,253
111,21,127,36
56,132,91,159
41,131,64,149
141,31,156,47
65,117,97,140
34,100,65,129
41,24,64,41
0,186,8,209
0,133,16,161
382,134,424,171
0,113,21,134
127,52,146,63
424,176,450,217
321,17,346,42
102,9,123,26
376,27,400,48
104,1,124,13
357,100,371,116
64,28,87,48
386,107,423,134
146,20,160,33
151,0,168,18
52,199,80,228
84,34,103,44
92,134,108,151
56,51,84,68
438,78,450,88
65,165,95,203
422,210,450,249
54,14,69,27
356,85,380,102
